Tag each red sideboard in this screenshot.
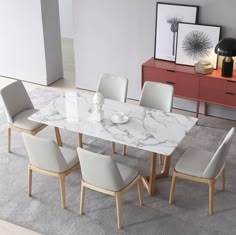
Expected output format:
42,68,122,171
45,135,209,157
142,58,236,117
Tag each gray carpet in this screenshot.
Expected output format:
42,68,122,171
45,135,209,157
0,89,236,235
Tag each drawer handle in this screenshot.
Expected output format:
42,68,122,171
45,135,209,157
225,92,236,96
166,81,175,85
226,80,236,83
166,69,175,73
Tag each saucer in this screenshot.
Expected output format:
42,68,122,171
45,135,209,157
111,114,129,124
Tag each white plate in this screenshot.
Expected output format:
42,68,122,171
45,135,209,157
111,115,129,124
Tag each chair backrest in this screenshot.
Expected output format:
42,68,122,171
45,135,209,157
0,81,34,123
23,133,69,173
202,127,235,178
139,81,174,112
97,73,128,102
77,147,125,191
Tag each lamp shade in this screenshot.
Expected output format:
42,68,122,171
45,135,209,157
215,38,236,56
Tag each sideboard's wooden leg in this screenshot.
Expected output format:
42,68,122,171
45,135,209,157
204,103,208,116
196,101,200,118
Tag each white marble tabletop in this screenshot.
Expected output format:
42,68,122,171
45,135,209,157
30,90,198,156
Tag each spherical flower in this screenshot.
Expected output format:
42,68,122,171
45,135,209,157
167,17,183,33
182,30,213,60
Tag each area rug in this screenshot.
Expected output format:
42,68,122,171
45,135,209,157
0,88,235,235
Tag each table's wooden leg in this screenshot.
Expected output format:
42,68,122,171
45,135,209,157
149,153,157,195
159,154,163,165
156,156,170,178
141,153,157,196
141,177,150,195
142,154,171,196
78,133,83,148
112,142,115,154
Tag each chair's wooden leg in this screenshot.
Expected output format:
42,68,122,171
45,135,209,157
8,127,11,153
54,127,62,147
169,171,177,204
28,165,32,197
59,174,66,209
78,133,83,148
209,180,215,215
80,181,86,215
221,168,225,191
115,192,122,229
137,177,143,206
122,145,126,156
112,142,115,154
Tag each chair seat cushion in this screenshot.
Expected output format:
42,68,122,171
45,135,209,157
116,163,139,189
60,147,79,169
13,109,43,131
175,148,213,178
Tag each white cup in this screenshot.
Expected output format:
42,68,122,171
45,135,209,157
113,112,125,122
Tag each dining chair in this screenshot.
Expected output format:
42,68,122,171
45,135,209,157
139,81,174,112
122,81,174,157
169,127,235,215
23,133,80,208
0,81,62,152
78,73,128,154
77,147,143,229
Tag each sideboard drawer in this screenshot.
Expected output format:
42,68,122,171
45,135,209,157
199,77,226,104
224,92,236,106
142,67,176,84
200,77,236,107
143,66,199,99
174,72,199,99
225,80,236,94
142,58,236,117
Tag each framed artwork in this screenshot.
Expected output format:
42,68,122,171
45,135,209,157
175,23,221,68
154,2,199,62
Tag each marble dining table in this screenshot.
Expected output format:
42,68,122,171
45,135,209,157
30,90,198,195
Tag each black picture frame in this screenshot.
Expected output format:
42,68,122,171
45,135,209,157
175,23,221,69
154,2,199,62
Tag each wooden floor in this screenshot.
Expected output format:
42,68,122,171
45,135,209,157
0,220,42,235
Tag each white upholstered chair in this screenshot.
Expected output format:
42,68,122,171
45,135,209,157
169,127,235,215
23,133,80,208
139,81,174,112
77,147,143,229
0,81,62,152
123,81,174,156
78,73,128,153
97,73,128,102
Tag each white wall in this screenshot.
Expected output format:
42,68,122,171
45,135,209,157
59,0,73,38
73,0,236,120
74,0,153,99
0,0,63,85
0,0,46,84
41,0,63,84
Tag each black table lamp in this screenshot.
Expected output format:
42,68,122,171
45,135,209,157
215,38,236,77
